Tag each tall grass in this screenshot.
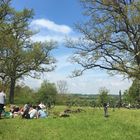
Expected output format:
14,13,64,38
0,107,140,140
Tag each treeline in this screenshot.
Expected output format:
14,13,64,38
1,78,139,109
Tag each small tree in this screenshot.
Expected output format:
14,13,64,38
37,80,58,107
98,87,109,105
98,87,110,117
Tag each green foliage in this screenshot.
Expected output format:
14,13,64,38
123,90,130,103
122,79,140,105
14,84,36,104
109,96,116,108
36,80,58,104
98,87,109,104
1,83,36,104
128,79,140,103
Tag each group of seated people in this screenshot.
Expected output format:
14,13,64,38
10,102,47,119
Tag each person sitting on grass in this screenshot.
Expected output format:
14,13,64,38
28,106,38,119
10,105,20,118
38,102,46,112
37,106,47,118
22,104,31,119
23,102,30,112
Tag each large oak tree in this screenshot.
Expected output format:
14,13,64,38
66,0,140,79
0,0,56,103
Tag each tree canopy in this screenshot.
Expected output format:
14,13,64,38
37,80,58,106
98,87,109,104
66,0,140,79
0,0,56,103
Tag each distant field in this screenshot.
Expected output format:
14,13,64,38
0,106,140,140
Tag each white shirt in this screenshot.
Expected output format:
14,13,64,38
29,109,37,119
39,103,46,109
0,91,6,104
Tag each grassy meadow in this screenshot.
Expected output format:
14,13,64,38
0,106,140,140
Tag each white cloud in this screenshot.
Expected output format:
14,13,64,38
30,18,80,43
30,18,79,43
31,19,72,34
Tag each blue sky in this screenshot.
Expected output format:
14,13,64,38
12,0,84,25
12,0,132,94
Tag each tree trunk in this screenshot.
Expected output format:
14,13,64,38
9,78,16,104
